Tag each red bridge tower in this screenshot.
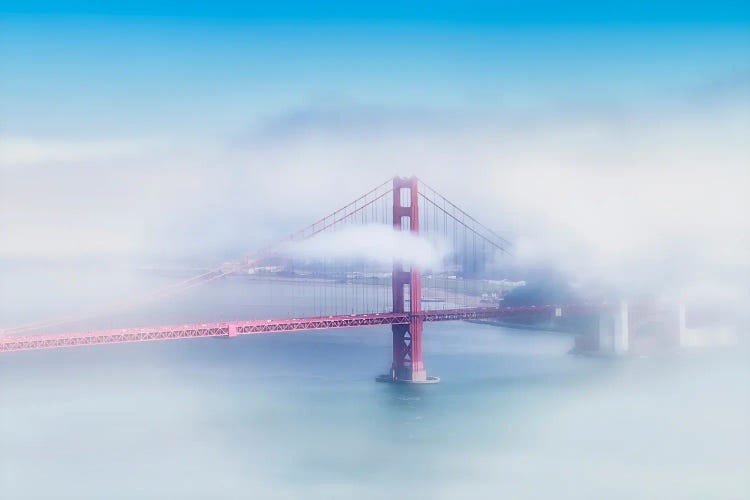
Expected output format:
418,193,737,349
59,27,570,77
378,176,439,384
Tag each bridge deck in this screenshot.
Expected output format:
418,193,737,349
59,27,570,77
0,306,574,353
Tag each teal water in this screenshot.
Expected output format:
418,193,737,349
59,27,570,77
2,323,749,499
1,267,749,499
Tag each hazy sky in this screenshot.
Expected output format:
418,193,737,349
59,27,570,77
1,3,749,137
1,1,749,301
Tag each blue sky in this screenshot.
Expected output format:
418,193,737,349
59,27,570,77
2,1,750,23
1,1,748,138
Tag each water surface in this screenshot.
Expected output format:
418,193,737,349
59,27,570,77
1,266,748,499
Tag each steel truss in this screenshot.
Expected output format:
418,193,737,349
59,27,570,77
0,306,601,353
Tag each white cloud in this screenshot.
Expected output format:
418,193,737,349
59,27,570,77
1,98,747,308
0,136,148,166
282,224,450,269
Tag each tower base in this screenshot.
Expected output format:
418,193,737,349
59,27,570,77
375,372,440,384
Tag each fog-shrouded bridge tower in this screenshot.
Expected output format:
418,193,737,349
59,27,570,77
378,176,439,384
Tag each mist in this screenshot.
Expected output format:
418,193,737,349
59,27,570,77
282,224,450,270
2,89,748,309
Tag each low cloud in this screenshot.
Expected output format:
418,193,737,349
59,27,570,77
0,136,149,167
282,224,450,270
1,86,748,309
241,102,464,143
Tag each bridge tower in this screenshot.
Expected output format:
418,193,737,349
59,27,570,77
597,300,630,355
378,176,439,384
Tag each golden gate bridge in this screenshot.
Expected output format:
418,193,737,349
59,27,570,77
0,176,677,382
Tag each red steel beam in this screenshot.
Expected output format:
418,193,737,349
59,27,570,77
0,306,599,354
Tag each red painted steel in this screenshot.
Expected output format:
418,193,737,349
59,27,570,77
0,306,595,354
389,176,427,382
